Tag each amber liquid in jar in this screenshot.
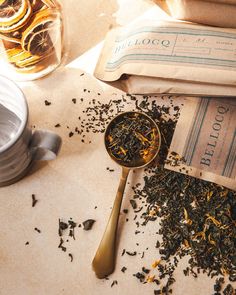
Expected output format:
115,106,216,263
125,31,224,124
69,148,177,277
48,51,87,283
0,0,63,80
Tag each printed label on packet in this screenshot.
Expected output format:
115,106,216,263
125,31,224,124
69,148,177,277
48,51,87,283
106,26,236,71
165,97,236,190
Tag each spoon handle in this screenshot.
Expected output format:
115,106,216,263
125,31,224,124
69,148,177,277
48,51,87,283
92,167,130,279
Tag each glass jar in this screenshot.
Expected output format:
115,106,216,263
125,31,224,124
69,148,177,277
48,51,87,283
0,0,63,81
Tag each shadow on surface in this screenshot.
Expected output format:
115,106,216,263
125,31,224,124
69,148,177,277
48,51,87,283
63,0,118,65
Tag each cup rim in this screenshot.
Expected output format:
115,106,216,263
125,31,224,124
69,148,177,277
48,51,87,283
0,75,28,154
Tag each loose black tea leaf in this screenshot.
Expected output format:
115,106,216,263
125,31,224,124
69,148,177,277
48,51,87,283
133,272,145,283
68,219,77,228
111,280,118,288
155,241,160,248
130,199,137,210
69,132,74,138
134,206,143,213
223,284,234,295
54,123,61,128
69,229,74,239
68,253,73,262
25,241,29,245
68,219,77,240
72,98,77,104
31,194,38,207
142,267,150,274
121,266,127,273
58,219,68,236
58,238,66,252
229,273,236,282
59,221,68,231
82,219,95,231
34,227,41,233
44,100,51,106
68,220,77,229
126,251,137,256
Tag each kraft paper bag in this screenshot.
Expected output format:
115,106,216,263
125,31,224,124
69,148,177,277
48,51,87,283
95,19,236,96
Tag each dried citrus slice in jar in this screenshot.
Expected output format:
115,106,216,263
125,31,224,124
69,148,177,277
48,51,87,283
29,0,37,6
41,0,61,9
0,0,63,79
21,8,61,56
29,0,47,13
15,49,56,73
0,0,32,33
6,48,45,73
6,46,39,63
0,31,21,44
6,46,55,68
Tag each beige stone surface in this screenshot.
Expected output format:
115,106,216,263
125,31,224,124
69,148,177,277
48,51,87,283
0,68,214,295
0,1,234,295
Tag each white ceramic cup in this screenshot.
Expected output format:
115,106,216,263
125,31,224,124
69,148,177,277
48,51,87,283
0,75,62,187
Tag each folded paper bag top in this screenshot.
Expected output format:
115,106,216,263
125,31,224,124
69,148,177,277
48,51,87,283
153,0,236,28
94,20,236,96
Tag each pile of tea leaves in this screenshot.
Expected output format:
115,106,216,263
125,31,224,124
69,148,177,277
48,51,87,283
125,98,236,295
131,164,236,294
54,91,235,294
105,112,160,167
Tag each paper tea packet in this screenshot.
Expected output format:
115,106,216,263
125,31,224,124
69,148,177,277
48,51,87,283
95,20,236,96
153,0,236,28
165,96,236,190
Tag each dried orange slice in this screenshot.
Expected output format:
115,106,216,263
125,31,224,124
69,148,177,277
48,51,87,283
29,0,37,6
5,49,46,72
27,25,60,55
5,46,22,59
16,53,42,67
0,0,7,5
6,46,54,68
29,0,46,13
15,51,55,71
0,0,32,33
41,0,61,9
8,48,39,64
0,31,21,44
6,47,37,64
22,8,61,56
18,49,56,71
5,48,27,68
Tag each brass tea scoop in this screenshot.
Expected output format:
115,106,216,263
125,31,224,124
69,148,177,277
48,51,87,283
92,111,161,279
